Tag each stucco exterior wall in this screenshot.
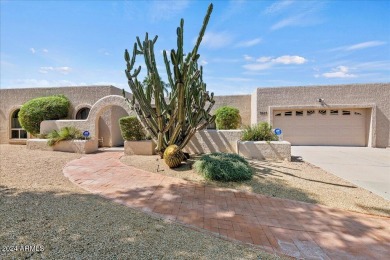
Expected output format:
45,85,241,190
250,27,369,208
39,95,134,147
212,95,251,127
0,85,132,145
1,83,388,148
252,83,390,148
27,139,98,154
183,130,242,154
110,106,129,147
238,141,291,161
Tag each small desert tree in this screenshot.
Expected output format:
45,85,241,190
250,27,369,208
124,4,215,159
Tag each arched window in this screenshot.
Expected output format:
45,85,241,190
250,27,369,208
11,109,27,139
76,107,90,120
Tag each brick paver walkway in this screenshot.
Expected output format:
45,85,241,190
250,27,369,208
63,152,390,259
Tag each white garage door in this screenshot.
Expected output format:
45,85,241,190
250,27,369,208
273,108,367,146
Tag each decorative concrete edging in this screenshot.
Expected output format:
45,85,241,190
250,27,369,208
238,141,291,161
124,140,156,155
27,139,98,154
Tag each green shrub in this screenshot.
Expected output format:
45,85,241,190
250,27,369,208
215,106,241,130
193,153,253,182
47,126,84,146
119,116,146,141
19,95,70,135
241,122,278,141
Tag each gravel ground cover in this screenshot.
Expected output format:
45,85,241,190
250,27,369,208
0,144,282,259
120,154,390,217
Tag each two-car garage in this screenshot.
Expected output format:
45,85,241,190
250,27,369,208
272,108,370,146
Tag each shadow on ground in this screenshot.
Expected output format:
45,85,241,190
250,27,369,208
107,182,390,259
0,185,277,260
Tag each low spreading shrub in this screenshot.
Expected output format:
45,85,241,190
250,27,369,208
119,116,146,141
193,153,253,182
19,95,70,135
215,106,241,130
47,126,84,146
241,122,278,141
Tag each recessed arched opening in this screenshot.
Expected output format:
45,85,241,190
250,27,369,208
76,107,91,120
96,105,130,147
10,109,27,139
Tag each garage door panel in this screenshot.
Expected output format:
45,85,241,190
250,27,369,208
273,109,367,146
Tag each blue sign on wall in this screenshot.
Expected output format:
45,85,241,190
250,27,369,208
274,128,282,136
83,131,90,138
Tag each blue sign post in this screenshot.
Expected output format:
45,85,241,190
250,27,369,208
83,131,90,140
274,128,282,136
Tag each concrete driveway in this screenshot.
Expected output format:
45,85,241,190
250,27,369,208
291,146,390,201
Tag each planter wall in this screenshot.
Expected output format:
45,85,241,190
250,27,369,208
27,139,98,154
183,130,242,154
124,140,156,155
238,141,291,161
27,139,54,151
182,130,291,161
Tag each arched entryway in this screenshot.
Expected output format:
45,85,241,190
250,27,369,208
97,105,129,147
39,95,134,147
88,95,134,147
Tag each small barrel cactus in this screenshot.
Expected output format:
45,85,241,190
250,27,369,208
164,145,185,168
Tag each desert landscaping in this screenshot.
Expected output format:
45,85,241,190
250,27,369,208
120,154,390,217
0,144,283,259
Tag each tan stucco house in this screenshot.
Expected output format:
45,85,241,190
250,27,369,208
0,83,389,148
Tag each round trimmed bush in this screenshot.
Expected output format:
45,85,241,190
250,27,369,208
119,116,146,141
215,106,241,130
193,153,253,182
19,95,70,135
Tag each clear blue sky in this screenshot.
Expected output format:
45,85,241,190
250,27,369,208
1,0,389,95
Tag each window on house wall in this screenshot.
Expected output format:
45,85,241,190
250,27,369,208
76,107,90,120
342,110,351,115
319,110,327,115
307,110,315,116
274,112,282,116
284,111,292,116
10,109,27,139
296,111,304,116
330,110,339,115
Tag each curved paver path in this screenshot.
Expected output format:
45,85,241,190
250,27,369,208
64,152,390,259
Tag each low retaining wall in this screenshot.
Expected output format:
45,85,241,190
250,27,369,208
183,130,242,154
238,141,291,161
124,140,156,155
26,139,54,151
183,130,291,161
27,139,98,154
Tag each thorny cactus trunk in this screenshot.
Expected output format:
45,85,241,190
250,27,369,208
124,4,215,157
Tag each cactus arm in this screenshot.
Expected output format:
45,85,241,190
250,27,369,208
191,4,213,60
162,109,178,133
124,3,214,155
163,50,175,92
178,128,197,150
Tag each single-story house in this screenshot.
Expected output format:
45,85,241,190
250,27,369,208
0,83,388,148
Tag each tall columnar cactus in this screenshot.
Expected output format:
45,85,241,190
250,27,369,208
124,3,215,156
